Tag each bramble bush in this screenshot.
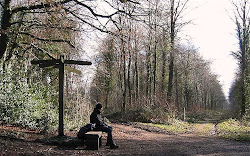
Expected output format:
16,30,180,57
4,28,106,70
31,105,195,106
0,62,58,131
0,60,91,132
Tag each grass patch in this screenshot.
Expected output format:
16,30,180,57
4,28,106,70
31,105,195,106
191,123,214,135
140,119,190,134
217,119,250,142
139,122,214,135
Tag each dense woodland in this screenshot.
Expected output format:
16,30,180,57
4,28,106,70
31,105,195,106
0,0,249,131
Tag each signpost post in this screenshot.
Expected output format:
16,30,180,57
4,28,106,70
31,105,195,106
31,55,92,136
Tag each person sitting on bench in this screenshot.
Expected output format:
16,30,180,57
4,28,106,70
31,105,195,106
90,103,119,149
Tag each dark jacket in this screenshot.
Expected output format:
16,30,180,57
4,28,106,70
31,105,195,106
90,108,106,128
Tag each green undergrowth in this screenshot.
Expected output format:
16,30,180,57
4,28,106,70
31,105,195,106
142,123,189,133
217,118,250,142
140,119,190,133
139,121,214,135
107,109,250,142
138,118,250,142
186,110,228,123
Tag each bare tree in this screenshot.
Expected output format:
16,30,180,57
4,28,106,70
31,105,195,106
166,0,190,103
0,0,138,62
232,0,250,118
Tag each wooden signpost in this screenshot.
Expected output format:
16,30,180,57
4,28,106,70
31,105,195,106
31,55,92,136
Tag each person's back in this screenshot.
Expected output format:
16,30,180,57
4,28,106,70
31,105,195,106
90,107,105,128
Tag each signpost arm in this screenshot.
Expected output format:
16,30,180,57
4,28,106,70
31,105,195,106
59,55,64,136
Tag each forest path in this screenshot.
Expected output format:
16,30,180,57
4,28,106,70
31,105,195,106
1,123,250,156
111,124,250,156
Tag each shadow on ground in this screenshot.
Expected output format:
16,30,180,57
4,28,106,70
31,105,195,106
1,123,250,156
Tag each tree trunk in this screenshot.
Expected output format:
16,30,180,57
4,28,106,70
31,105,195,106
161,29,167,95
0,0,11,60
174,66,179,110
153,33,157,104
153,2,159,104
134,28,139,106
167,0,175,103
128,25,132,108
122,37,126,112
240,2,247,118
146,38,152,100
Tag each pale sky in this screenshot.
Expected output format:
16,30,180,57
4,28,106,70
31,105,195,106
182,0,239,97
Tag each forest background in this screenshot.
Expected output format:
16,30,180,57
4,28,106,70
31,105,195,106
0,0,249,132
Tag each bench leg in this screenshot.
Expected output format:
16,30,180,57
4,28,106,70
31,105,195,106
99,136,102,147
86,136,102,150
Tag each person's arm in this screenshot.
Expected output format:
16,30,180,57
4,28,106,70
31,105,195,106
90,112,102,126
96,114,105,126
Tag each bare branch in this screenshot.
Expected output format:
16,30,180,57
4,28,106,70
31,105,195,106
29,44,56,60
11,20,81,32
174,0,190,22
11,0,72,14
20,42,57,60
72,0,125,18
63,7,113,35
232,1,244,21
20,32,75,48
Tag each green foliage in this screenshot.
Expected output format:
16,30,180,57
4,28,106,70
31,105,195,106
217,119,241,132
242,115,250,126
0,0,92,133
141,119,190,134
217,119,250,141
0,61,58,131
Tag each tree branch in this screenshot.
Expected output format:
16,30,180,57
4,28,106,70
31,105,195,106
120,0,140,5
11,0,72,14
72,0,124,18
63,8,113,35
232,1,244,21
20,42,57,60
20,32,75,48
174,0,189,22
29,43,56,60
11,20,81,32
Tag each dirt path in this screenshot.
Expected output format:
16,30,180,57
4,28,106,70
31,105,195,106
1,124,250,156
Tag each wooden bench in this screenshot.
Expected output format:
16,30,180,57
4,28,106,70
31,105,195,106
85,131,102,150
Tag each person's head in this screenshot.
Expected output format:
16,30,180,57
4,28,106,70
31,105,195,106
95,103,103,111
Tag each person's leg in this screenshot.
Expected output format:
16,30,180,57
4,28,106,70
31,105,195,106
100,126,113,145
99,126,119,149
